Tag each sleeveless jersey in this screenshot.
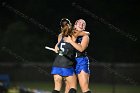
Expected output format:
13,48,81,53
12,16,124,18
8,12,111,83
76,36,87,57
53,37,76,68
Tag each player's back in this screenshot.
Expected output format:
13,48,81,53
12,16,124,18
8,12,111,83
53,37,76,68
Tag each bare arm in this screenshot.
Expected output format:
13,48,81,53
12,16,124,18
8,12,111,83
54,34,62,53
78,31,90,36
74,30,90,38
67,35,89,52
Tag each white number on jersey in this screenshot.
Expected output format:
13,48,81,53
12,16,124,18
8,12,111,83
60,43,65,52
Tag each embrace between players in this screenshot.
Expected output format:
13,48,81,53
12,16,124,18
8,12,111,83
51,18,91,93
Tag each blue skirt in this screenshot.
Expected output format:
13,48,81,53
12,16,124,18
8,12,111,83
75,57,90,74
51,67,75,76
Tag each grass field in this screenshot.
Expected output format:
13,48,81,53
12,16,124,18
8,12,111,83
8,81,140,93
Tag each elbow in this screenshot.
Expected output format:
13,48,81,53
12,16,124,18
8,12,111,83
78,46,88,52
79,49,85,52
86,32,90,35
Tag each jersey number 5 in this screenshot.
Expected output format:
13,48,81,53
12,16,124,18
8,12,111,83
60,43,65,52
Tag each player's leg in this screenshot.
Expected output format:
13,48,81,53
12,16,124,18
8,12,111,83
52,74,62,93
78,70,90,93
52,90,60,93
75,57,91,93
65,74,77,93
83,91,91,93
64,79,70,93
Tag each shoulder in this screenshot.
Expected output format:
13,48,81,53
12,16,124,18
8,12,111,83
82,35,89,41
58,33,62,37
83,34,89,38
57,33,63,42
58,33,62,38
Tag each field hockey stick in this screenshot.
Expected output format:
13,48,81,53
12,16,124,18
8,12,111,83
45,46,55,52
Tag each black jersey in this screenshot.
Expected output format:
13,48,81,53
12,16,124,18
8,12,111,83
53,37,76,68
76,36,87,57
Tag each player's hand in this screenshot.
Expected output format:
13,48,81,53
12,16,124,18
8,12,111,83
83,31,90,35
78,31,90,36
54,46,59,53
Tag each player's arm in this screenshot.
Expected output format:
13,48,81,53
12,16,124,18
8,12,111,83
54,34,62,53
78,31,90,36
74,30,90,38
67,35,89,52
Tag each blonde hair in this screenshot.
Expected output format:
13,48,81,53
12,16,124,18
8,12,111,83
74,19,86,31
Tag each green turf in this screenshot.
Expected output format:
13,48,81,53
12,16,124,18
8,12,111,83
90,83,140,93
9,82,140,93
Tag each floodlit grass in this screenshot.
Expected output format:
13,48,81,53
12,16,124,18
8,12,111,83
8,82,140,93
9,81,54,91
91,83,140,93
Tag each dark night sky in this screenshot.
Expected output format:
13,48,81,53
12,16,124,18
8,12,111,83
0,0,140,63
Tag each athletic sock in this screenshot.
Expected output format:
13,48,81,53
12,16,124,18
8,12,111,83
84,90,91,93
52,90,60,93
68,88,77,93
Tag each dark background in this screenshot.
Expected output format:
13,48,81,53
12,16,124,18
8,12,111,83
0,0,140,63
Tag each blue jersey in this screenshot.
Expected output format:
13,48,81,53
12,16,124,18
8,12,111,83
76,36,87,57
75,36,90,74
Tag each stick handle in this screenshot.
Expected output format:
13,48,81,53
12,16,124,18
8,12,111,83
45,46,55,51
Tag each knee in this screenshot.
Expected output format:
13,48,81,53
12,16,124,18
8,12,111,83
54,77,62,83
68,88,77,93
83,90,91,93
52,90,60,93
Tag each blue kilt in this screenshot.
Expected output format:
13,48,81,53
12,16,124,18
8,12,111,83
75,57,90,74
51,67,75,76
